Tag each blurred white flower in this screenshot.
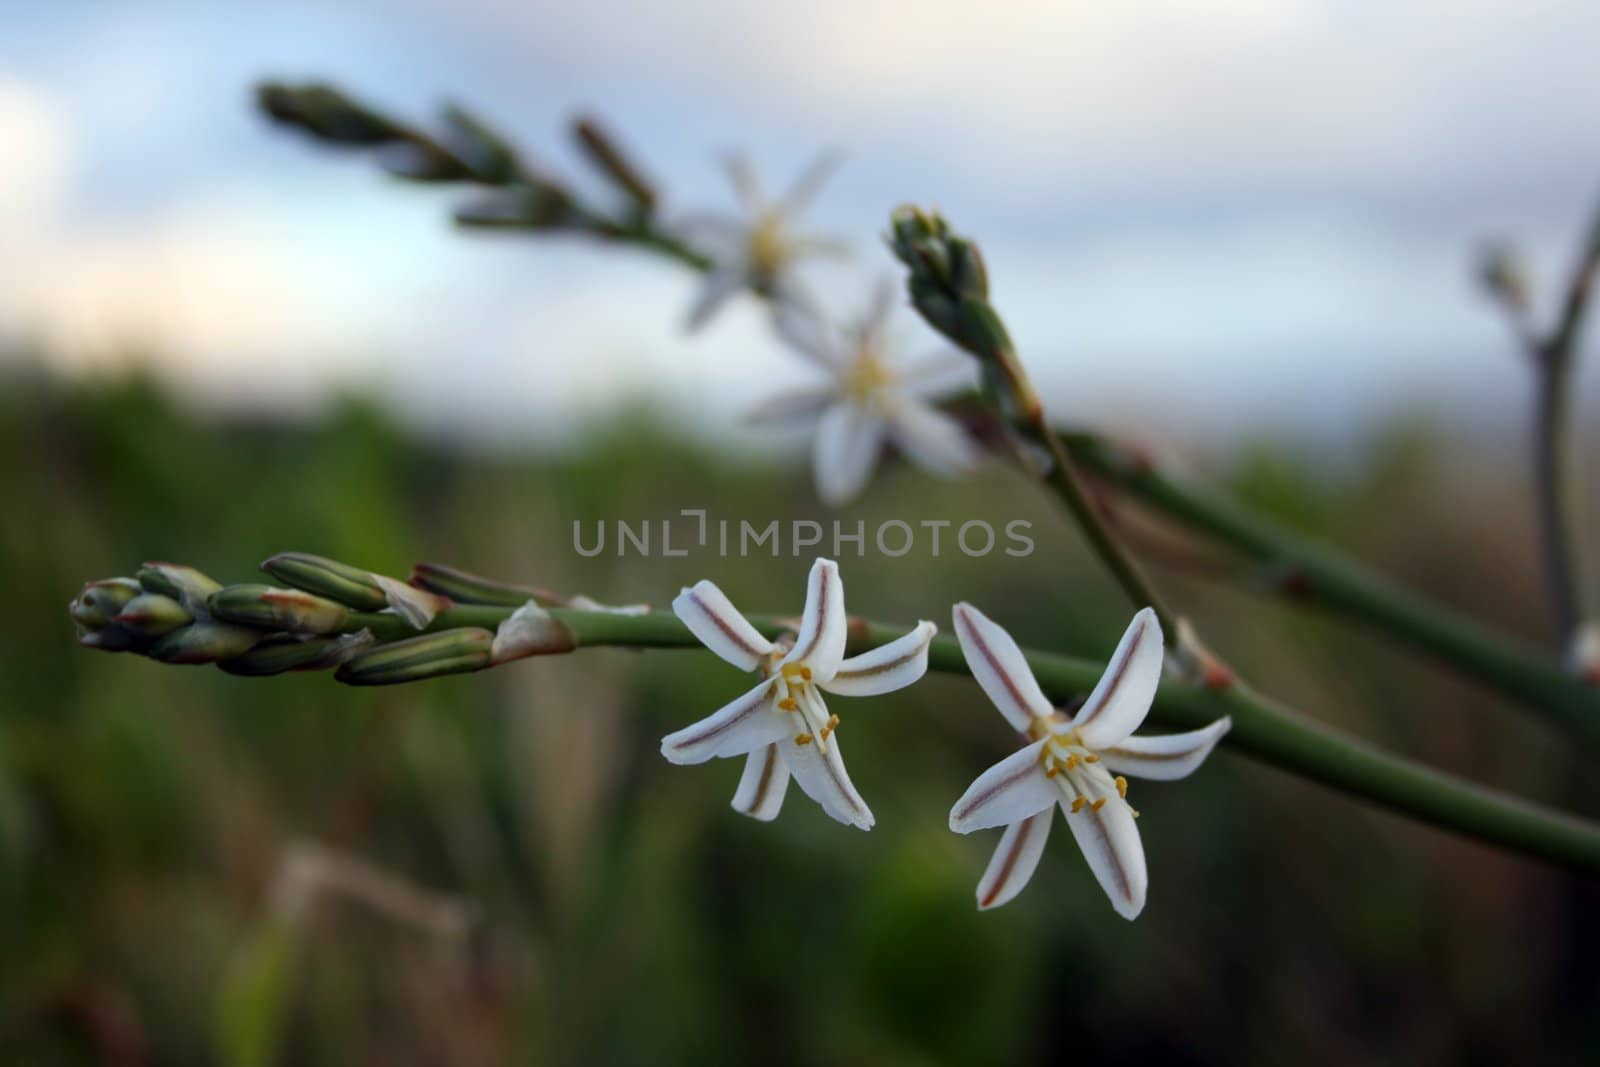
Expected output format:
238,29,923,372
661,558,935,829
756,282,980,506
949,603,1230,918
677,153,845,330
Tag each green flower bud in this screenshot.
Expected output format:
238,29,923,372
260,552,389,611
208,584,350,634
219,631,376,676
148,623,261,665
409,562,561,608
69,577,142,631
137,563,223,606
113,593,193,637
335,628,495,686
571,116,657,212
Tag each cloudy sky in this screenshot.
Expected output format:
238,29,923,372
2,1,1598,444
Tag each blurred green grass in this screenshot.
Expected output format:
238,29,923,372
1,367,1596,1066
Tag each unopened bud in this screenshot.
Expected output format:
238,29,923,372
1477,242,1532,313
261,552,390,611
572,116,657,212
256,82,402,145
148,622,261,665
410,562,560,608
209,584,350,634
137,563,223,609
441,104,519,183
69,578,142,631
378,141,474,182
335,628,495,686
113,593,193,637
220,631,378,676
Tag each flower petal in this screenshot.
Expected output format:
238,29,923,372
1061,795,1147,920
722,153,765,213
886,397,980,476
896,349,974,398
812,401,885,506
685,263,746,331
1101,717,1231,781
783,557,847,680
823,620,936,697
949,739,1057,833
672,580,774,672
774,298,846,369
660,677,785,765
859,278,898,352
976,810,1053,911
781,730,873,830
1071,607,1164,750
778,149,841,215
746,385,838,425
951,603,1054,731
731,744,790,821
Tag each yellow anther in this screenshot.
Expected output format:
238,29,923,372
1084,754,1100,764
800,667,812,680
1115,776,1128,798
820,714,840,739
1064,754,1080,770
1070,797,1087,813
794,733,814,745
1091,797,1107,812
778,698,798,711
1045,764,1060,778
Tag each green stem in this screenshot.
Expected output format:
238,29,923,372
1059,431,1600,736
338,605,1600,869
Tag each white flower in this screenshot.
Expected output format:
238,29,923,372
948,603,1231,918
678,153,845,331
661,558,935,830
756,283,980,506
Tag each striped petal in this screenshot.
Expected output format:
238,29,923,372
660,677,785,765
976,810,1053,911
783,557,847,680
812,401,886,506
731,744,790,821
1070,607,1164,750
949,740,1057,833
672,580,774,672
781,731,873,830
1062,795,1147,920
951,603,1054,731
824,620,936,697
1101,717,1232,782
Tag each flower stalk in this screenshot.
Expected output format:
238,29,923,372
70,556,1600,871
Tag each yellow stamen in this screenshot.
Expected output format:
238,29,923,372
1045,764,1060,778
1064,754,1080,770
1084,754,1100,763
1070,797,1087,813
1091,797,1107,812
794,733,814,745
778,698,798,711
1115,776,1128,798
800,667,812,680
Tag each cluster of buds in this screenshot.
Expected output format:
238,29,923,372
256,82,667,246
885,207,1039,425
69,554,585,685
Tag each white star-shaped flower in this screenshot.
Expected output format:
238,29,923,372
678,153,845,331
949,603,1231,918
661,558,936,829
756,283,980,506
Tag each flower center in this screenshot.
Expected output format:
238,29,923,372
747,211,790,280
765,655,840,751
842,345,894,403
1030,716,1134,817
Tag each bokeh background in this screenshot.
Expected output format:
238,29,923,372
4,2,1600,1064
